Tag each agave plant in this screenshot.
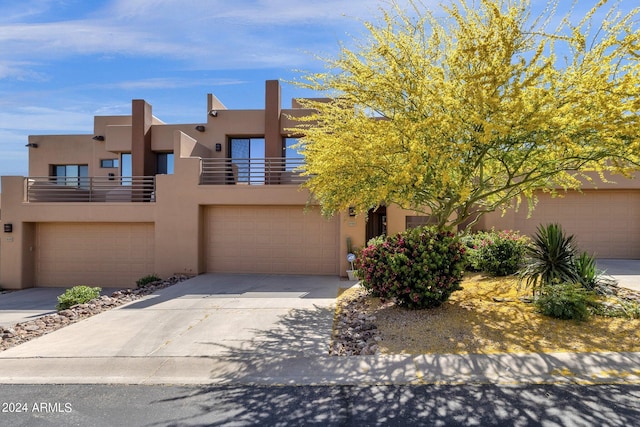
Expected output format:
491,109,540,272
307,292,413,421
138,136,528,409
574,251,617,295
519,223,580,296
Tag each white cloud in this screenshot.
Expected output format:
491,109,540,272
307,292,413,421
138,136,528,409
92,77,247,91
0,60,48,80
105,0,400,25
0,0,58,23
0,22,193,58
0,1,440,74
0,106,93,133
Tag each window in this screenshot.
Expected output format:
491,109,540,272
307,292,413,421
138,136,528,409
229,138,265,183
52,164,89,188
406,216,437,229
283,137,304,171
121,153,132,185
157,153,174,174
100,159,119,168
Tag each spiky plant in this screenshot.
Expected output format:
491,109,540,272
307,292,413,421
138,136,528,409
519,223,580,296
574,251,617,295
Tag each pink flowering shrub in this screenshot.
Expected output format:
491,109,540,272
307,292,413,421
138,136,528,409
354,227,466,309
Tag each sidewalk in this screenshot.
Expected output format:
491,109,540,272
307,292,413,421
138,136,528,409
0,351,638,385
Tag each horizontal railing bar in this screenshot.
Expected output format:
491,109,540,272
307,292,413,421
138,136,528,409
25,176,156,203
200,157,307,185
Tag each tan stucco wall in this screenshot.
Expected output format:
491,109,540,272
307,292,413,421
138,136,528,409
27,135,119,178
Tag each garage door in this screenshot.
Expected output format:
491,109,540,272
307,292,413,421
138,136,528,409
36,223,155,287
205,206,339,274
489,190,640,258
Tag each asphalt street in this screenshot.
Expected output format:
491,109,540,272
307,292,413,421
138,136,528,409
1,384,639,426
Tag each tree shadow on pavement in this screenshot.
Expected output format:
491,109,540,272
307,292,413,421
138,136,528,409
143,383,640,426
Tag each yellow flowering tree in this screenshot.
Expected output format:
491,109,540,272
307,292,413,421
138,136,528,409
290,0,640,230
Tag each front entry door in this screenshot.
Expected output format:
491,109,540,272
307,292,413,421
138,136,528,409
366,206,387,242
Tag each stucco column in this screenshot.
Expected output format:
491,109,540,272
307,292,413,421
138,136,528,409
264,80,282,184
264,80,282,158
131,99,154,177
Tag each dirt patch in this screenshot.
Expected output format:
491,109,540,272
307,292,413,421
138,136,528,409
336,274,640,355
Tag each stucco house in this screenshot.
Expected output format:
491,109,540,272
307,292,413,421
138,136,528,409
0,80,637,289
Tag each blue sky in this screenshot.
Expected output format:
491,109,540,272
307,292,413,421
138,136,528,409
0,0,636,179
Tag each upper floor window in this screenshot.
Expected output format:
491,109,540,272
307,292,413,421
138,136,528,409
100,159,119,168
229,137,265,183
52,164,89,188
121,153,132,186
283,138,304,171
157,153,174,174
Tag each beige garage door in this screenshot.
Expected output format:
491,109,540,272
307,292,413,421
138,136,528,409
205,206,339,274
36,223,155,287
498,190,640,258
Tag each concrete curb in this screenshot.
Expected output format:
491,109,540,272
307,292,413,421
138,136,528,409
0,352,638,386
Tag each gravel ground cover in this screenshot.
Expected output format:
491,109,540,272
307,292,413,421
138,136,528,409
331,274,640,356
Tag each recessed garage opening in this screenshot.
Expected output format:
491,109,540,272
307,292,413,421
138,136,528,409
205,206,339,275
35,222,155,287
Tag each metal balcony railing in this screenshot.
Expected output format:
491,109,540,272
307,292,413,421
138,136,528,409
200,157,307,185
25,176,156,202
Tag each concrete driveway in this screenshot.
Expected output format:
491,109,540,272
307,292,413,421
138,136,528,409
0,274,343,384
596,259,640,292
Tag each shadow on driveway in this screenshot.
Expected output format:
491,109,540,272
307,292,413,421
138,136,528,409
121,274,343,310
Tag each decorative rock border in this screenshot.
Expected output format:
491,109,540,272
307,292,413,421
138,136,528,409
0,275,190,352
330,287,381,356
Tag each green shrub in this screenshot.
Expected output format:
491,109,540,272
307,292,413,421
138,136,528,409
534,282,594,321
475,230,528,276
56,286,102,311
459,232,488,272
136,274,161,288
519,223,580,295
461,230,527,275
355,226,466,309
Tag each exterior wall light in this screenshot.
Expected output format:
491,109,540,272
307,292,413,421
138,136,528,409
208,110,218,117
92,135,105,141
25,143,38,148
195,125,206,132
215,143,222,152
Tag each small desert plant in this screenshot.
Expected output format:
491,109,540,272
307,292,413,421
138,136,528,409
355,226,466,309
519,223,580,295
591,298,640,319
56,286,101,311
136,274,161,288
534,282,595,321
573,252,616,295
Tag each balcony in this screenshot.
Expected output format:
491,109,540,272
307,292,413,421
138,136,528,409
25,176,156,202
200,158,307,185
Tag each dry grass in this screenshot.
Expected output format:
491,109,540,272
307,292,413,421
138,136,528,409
340,273,640,355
